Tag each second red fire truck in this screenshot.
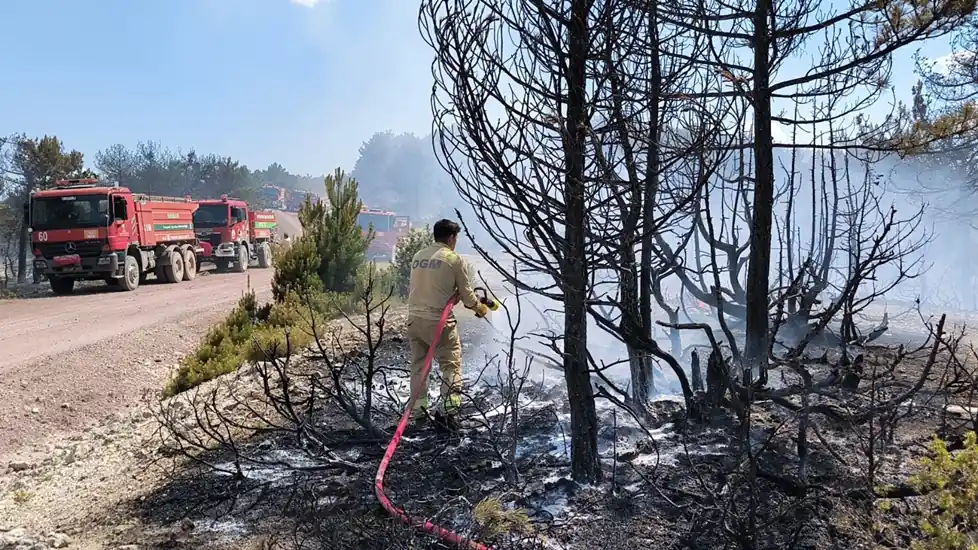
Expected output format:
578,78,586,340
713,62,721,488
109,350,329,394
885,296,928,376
193,195,277,272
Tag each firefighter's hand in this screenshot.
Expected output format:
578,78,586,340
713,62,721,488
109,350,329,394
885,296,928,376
479,296,498,310
474,302,489,318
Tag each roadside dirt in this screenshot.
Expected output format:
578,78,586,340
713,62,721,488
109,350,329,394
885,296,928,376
0,211,302,465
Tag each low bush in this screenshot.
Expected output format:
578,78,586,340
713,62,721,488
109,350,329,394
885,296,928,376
166,289,324,397
164,291,259,397
353,261,398,303
271,235,322,302
909,431,978,550
245,325,315,362
167,263,401,397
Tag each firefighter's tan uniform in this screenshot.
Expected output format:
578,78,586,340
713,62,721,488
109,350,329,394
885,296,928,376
407,243,486,418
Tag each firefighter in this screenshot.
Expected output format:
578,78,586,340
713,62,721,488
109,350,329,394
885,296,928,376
407,219,488,432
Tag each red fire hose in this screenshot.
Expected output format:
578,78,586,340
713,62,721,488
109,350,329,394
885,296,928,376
374,296,492,550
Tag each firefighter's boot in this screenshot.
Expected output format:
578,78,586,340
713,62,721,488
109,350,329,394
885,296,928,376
433,411,460,434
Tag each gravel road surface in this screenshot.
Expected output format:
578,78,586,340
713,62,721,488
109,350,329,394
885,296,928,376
0,211,302,461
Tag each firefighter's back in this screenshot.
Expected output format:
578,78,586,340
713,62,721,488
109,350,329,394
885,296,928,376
407,243,458,320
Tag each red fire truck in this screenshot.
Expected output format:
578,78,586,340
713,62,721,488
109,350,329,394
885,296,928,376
261,185,286,210
193,195,276,272
357,207,410,262
286,189,321,212
27,178,202,294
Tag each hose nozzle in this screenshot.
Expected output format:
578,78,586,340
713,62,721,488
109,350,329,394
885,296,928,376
474,287,500,313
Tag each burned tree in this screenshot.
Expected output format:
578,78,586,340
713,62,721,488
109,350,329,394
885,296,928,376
656,0,974,383
420,0,605,482
578,0,744,409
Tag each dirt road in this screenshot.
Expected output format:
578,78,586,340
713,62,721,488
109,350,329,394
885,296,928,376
0,270,274,372
0,211,301,460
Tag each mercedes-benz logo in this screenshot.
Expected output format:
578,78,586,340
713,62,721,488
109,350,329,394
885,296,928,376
65,243,76,253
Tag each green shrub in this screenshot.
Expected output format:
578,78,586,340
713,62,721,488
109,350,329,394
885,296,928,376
392,226,433,297
168,241,399,397
165,291,257,397
909,431,978,550
271,235,323,302
271,287,339,323
245,325,315,362
166,288,332,397
356,262,398,299
316,262,400,314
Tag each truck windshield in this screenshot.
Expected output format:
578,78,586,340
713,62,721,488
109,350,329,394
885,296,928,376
193,204,229,228
359,213,393,232
31,195,110,231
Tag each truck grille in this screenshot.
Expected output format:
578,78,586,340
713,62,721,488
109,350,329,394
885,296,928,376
36,240,104,258
208,234,223,247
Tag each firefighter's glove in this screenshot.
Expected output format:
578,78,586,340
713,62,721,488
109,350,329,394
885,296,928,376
474,302,490,318
479,296,498,311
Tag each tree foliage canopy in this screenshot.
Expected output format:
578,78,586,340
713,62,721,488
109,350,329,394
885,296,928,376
11,136,86,189
299,168,373,293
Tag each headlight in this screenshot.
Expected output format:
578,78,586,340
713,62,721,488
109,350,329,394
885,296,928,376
33,260,46,270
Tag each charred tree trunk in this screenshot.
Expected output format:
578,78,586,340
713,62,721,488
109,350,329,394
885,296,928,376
564,0,601,484
16,212,28,283
744,0,775,386
706,348,726,409
691,349,704,392
637,0,663,401
621,260,651,405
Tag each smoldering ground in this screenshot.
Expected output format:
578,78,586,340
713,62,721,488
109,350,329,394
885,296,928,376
124,262,967,550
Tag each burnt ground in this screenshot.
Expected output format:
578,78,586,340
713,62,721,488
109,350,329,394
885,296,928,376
0,299,966,550
116,322,965,550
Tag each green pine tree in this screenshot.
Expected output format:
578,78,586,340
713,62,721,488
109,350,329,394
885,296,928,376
298,168,373,292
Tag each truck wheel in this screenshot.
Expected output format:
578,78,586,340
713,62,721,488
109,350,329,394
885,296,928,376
182,248,197,281
257,242,272,268
121,255,141,291
234,245,249,273
50,276,74,295
164,249,185,283
154,263,169,283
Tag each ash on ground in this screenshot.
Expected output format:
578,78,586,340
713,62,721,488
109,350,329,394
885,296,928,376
128,315,944,550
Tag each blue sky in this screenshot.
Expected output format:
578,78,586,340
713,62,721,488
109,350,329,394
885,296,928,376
0,1,954,175
0,0,434,175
